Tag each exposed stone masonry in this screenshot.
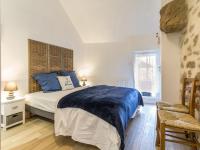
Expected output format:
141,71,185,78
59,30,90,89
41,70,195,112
179,0,200,119
180,0,200,79
160,0,188,33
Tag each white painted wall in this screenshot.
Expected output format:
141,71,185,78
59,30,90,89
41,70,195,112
160,33,181,103
1,0,181,104
60,0,161,43
82,0,182,104
1,0,84,96
160,0,181,103
83,35,159,88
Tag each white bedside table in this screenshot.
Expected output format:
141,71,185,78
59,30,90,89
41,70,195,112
1,97,25,131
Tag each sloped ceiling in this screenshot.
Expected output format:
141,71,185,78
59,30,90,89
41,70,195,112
59,0,161,43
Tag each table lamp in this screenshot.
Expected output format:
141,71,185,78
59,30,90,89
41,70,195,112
81,76,87,86
4,81,18,100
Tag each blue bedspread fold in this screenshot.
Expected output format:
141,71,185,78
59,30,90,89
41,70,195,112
57,85,143,150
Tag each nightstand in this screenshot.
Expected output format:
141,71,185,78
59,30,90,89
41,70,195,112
1,97,25,131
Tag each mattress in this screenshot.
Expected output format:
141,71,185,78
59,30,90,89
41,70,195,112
25,86,89,113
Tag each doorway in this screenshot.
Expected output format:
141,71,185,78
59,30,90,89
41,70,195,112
133,50,161,103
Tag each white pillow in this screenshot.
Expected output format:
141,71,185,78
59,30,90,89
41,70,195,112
57,76,74,90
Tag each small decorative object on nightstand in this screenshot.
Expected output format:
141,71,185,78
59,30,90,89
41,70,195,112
81,76,87,86
4,81,18,100
1,97,25,131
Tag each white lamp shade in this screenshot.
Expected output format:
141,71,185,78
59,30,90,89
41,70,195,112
4,81,18,91
81,76,87,81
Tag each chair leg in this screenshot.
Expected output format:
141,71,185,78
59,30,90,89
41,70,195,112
156,110,160,146
192,133,198,150
156,127,160,146
160,123,165,150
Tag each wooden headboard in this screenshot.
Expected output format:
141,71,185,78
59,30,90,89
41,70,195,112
28,39,73,93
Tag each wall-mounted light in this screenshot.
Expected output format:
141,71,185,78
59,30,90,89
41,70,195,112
156,32,160,45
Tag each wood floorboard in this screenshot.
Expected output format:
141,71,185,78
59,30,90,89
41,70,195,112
1,104,193,150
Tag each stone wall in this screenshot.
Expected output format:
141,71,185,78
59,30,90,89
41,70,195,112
160,0,188,33
181,0,200,79
180,0,200,117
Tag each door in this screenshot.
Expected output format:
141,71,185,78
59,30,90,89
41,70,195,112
133,50,161,101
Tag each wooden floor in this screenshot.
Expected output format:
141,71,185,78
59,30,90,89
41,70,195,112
1,105,193,150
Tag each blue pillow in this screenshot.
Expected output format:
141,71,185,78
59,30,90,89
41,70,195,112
33,73,61,92
61,71,80,87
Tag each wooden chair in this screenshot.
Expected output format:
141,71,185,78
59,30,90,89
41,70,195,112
156,78,194,115
156,79,200,150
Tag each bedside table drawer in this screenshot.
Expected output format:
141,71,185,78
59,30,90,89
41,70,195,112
2,101,25,116
1,112,23,126
7,112,23,126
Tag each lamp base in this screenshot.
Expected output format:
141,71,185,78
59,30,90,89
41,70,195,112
6,96,15,100
82,81,86,86
7,91,15,100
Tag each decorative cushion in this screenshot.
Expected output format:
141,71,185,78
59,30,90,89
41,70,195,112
33,73,61,92
158,110,200,132
61,71,80,87
57,76,74,90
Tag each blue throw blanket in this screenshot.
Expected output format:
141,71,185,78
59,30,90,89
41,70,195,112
57,85,143,150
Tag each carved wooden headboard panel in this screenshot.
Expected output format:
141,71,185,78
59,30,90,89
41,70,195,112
28,39,73,93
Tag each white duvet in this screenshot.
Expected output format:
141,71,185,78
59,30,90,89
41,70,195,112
25,86,89,113
25,86,139,150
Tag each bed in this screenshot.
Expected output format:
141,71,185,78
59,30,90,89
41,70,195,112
26,39,143,150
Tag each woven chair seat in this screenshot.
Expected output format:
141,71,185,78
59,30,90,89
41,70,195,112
160,105,189,113
158,110,200,132
156,101,171,107
156,102,189,113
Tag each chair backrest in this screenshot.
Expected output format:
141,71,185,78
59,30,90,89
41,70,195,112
181,78,194,106
191,79,200,117
188,78,198,117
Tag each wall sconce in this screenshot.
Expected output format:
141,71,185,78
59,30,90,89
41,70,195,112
81,77,87,86
156,32,160,45
4,81,18,100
